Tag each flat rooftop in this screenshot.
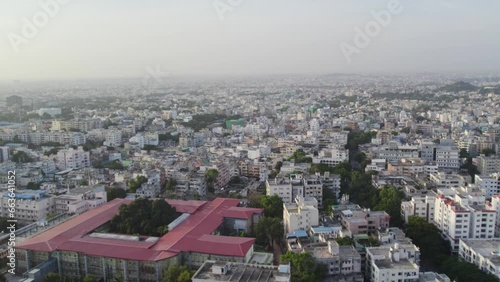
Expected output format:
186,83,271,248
192,261,289,282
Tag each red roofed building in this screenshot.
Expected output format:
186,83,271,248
16,198,264,282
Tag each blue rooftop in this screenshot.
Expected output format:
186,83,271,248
286,229,308,238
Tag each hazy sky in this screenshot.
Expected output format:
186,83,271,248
1,0,499,81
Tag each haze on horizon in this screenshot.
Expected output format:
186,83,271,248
0,0,499,81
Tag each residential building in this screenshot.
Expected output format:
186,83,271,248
459,239,500,280
266,178,293,204
476,155,500,175
433,187,496,251
429,172,465,189
0,190,54,223
340,209,390,235
475,174,500,199
365,243,420,282
401,194,436,223
192,261,291,282
283,195,319,234
55,147,90,170
17,198,264,281
305,241,363,280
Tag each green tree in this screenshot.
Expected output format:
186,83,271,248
255,216,283,248
373,186,405,226
164,178,177,191
177,269,192,282
26,182,41,190
280,251,327,282
335,236,354,246
83,274,96,282
164,264,192,282
11,151,33,163
401,127,411,134
42,273,61,282
481,148,495,156
44,148,59,156
260,194,284,218
109,198,179,236
288,149,312,163
459,148,469,158
128,175,148,193
107,188,127,201
205,169,219,192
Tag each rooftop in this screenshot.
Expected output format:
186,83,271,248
192,261,290,282
18,198,262,261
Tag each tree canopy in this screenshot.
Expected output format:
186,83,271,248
128,175,148,193
280,251,327,282
107,188,127,201
163,264,192,282
109,198,179,236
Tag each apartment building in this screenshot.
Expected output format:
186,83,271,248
312,147,349,167
104,129,122,147
340,209,390,235
435,144,460,171
429,172,465,189
401,194,436,223
306,241,362,280
283,195,319,234
490,195,500,237
0,190,54,223
387,158,425,176
365,243,420,282
433,187,496,251
55,147,90,170
266,178,293,204
476,155,500,175
303,177,323,206
376,141,419,162
475,173,500,199
459,239,500,279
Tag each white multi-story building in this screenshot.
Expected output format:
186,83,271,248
475,174,500,199
306,241,362,278
283,195,319,234
313,147,349,167
55,147,90,170
266,178,293,204
459,239,500,280
0,146,9,163
0,190,54,223
365,243,420,282
476,155,500,175
401,194,436,223
104,130,122,147
429,172,465,189
377,141,419,162
433,187,496,251
435,144,460,171
490,195,500,237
